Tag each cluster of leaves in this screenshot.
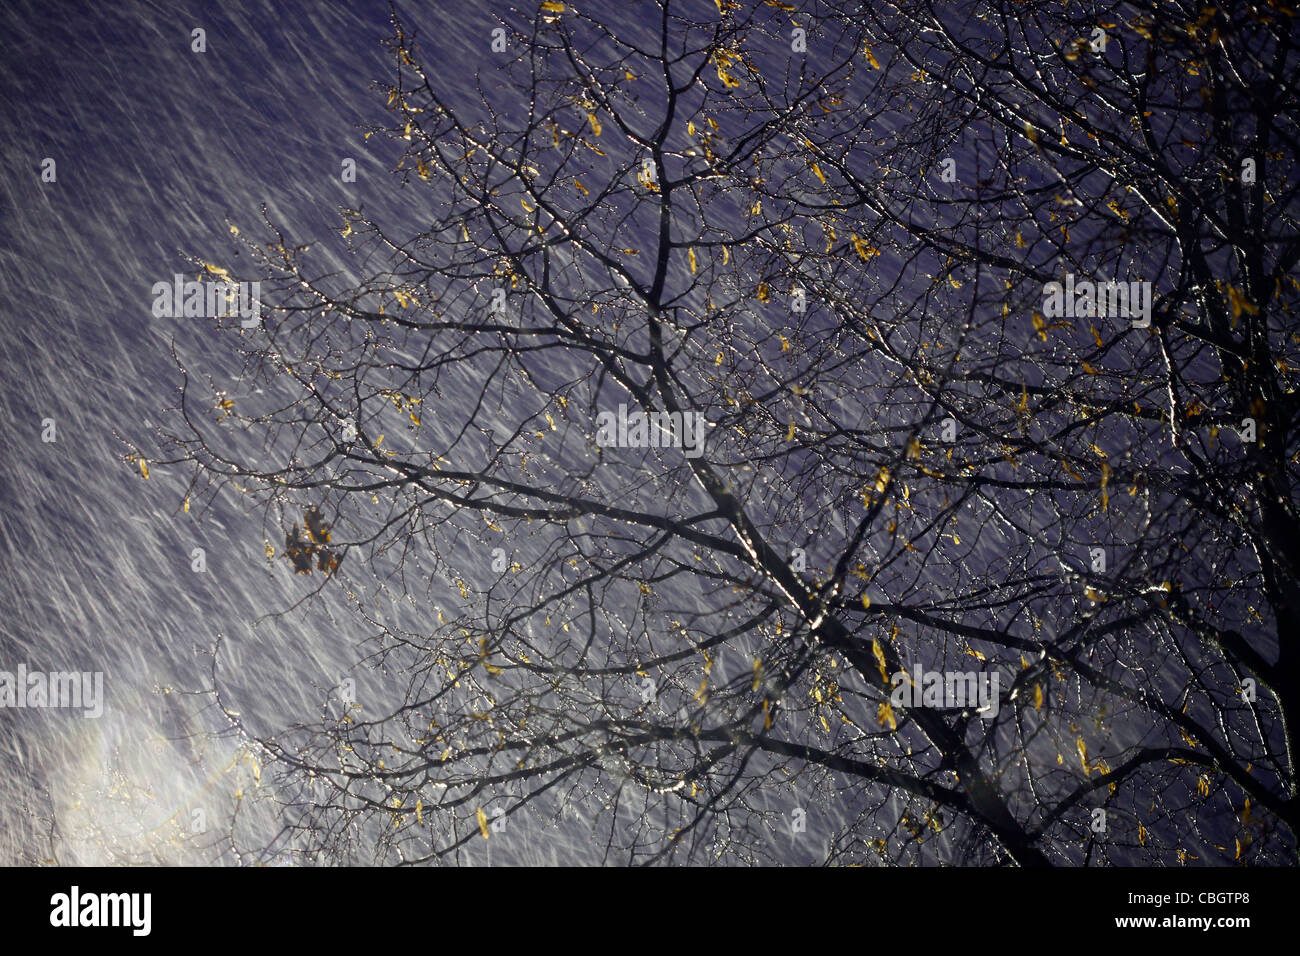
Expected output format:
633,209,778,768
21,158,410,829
282,507,343,576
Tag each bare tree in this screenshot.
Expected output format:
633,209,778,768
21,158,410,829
144,0,1298,865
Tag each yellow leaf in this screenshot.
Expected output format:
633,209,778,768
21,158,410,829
541,1,566,10
574,178,588,195
861,593,871,610
851,234,879,262
863,42,880,69
871,638,889,683
811,162,826,183
1077,737,1089,776
877,701,897,730
139,458,149,479
752,658,763,691
587,111,601,137
688,247,697,274
1034,683,1044,711
416,799,423,824
1138,824,1147,846
714,52,741,88
1032,312,1047,340
476,807,491,838
1082,361,1098,374
1227,286,1259,318
757,282,770,303
786,420,796,441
